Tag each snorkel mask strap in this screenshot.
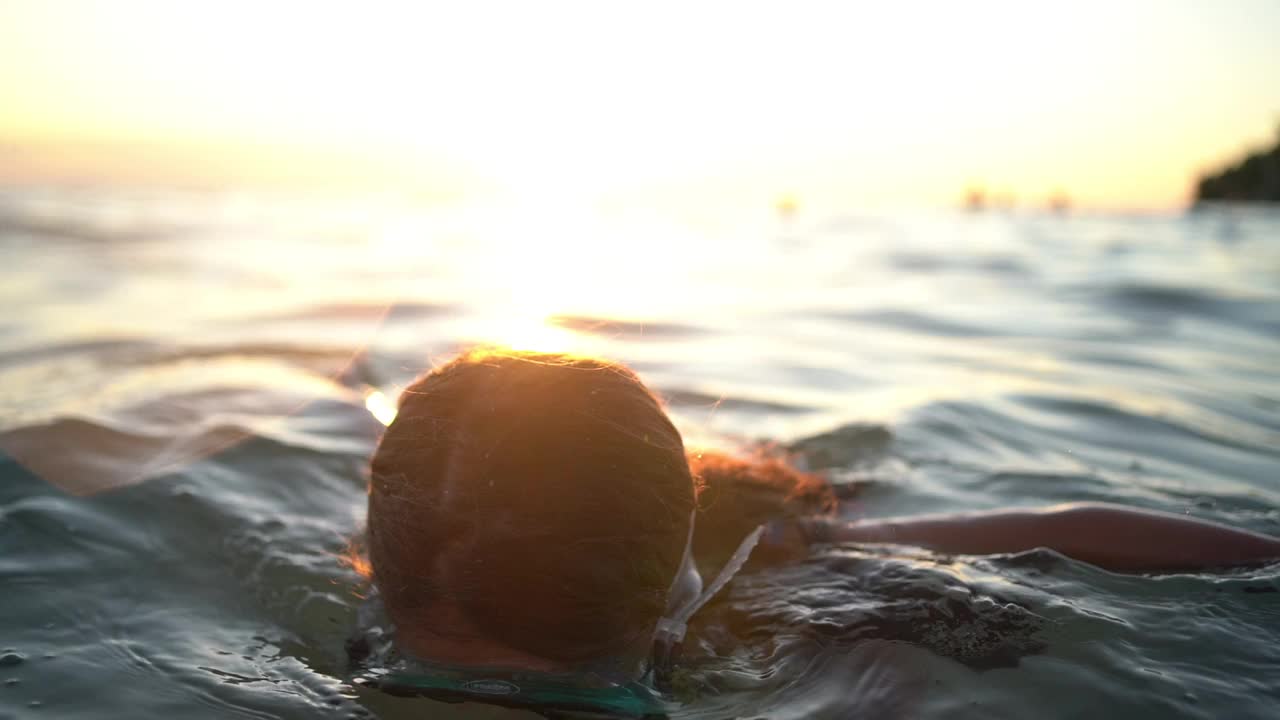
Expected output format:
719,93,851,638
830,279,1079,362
650,516,765,683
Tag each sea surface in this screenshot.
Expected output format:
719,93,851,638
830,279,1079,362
2,187,1279,719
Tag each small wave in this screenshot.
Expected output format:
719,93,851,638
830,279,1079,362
826,309,1000,338
886,252,1030,277
0,338,363,376
0,391,379,496
1014,393,1280,461
1103,283,1229,312
789,423,893,470
661,388,813,415
886,252,949,272
1076,281,1280,335
548,314,707,340
0,337,162,369
0,214,181,245
892,395,1280,519
251,301,456,324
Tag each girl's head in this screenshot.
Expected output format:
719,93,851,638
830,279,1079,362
367,349,694,672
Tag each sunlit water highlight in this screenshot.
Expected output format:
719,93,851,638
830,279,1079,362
2,188,1279,718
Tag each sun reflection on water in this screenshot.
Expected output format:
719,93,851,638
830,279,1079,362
436,201,707,355
474,315,591,355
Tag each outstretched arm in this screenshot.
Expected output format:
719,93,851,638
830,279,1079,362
807,502,1280,572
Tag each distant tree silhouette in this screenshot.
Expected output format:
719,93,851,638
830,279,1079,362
1195,125,1280,204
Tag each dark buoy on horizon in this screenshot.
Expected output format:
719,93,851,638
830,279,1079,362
1049,190,1071,213
964,186,986,212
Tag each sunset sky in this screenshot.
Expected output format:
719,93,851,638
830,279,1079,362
2,0,1278,210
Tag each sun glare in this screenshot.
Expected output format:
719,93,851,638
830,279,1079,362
476,316,588,355
442,200,707,352
364,388,398,427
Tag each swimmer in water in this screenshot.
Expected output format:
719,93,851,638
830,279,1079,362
356,348,1280,715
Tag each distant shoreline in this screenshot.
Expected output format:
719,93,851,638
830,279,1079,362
1195,128,1280,205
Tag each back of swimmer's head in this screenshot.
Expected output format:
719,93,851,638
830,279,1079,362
367,348,695,669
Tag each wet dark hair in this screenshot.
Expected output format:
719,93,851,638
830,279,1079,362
367,349,695,665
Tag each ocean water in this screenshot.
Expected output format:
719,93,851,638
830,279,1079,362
1,187,1278,719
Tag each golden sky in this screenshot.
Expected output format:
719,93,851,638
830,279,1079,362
2,0,1278,209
